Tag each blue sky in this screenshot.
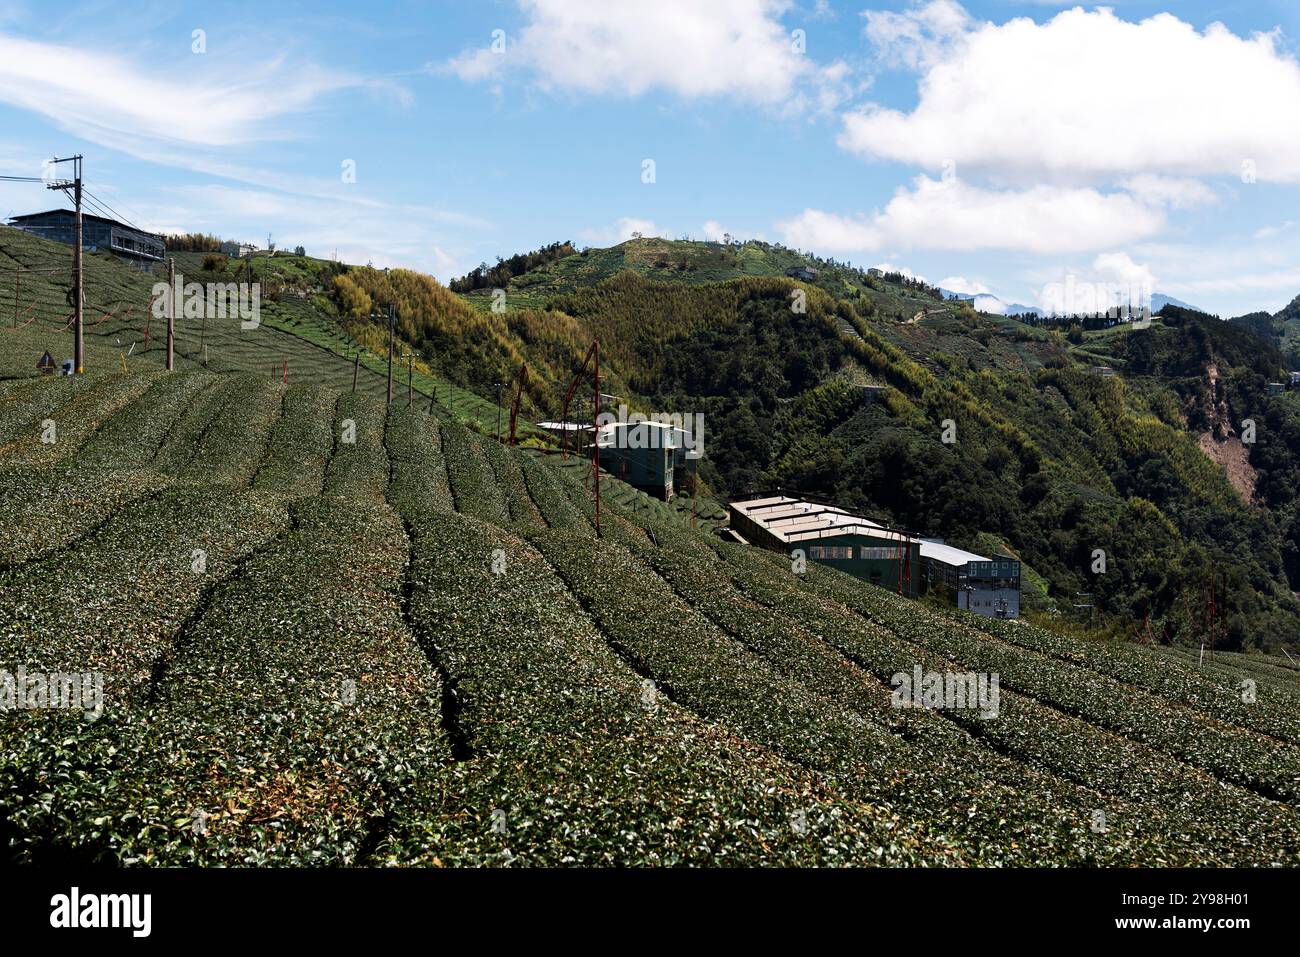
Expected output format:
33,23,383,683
1,0,1299,317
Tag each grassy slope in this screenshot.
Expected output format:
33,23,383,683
1,365,1298,866
0,227,515,431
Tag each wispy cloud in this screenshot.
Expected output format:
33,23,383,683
0,32,384,150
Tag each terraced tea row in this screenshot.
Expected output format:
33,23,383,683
2,370,1297,866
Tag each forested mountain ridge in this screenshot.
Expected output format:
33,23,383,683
417,238,1300,651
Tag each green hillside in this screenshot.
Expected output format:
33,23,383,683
3,227,1298,650
1232,294,1300,369
2,363,1299,865
0,227,516,432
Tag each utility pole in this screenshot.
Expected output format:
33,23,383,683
13,265,19,328
47,155,84,372
166,256,175,370
386,304,395,405
352,351,360,393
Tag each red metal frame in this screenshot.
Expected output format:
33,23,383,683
559,339,601,534
508,363,528,445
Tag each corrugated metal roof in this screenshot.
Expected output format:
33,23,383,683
730,496,915,546
919,538,989,568
596,421,685,449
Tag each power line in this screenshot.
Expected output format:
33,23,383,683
85,186,152,234
82,187,142,232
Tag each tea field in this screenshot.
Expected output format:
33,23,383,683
1,366,1298,865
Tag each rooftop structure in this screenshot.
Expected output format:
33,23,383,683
597,421,696,501
9,208,164,263
729,495,920,596
920,539,1021,619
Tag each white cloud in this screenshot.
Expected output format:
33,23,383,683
1029,252,1160,316
1092,251,1156,286
429,245,463,281
872,263,928,284
1166,268,1300,297
780,207,880,251
811,0,837,21
144,184,482,280
937,276,989,295
445,0,814,105
1253,220,1296,240
778,176,1167,255
0,32,379,150
1119,175,1218,210
862,0,972,71
579,216,666,245
844,4,1300,184
703,219,751,242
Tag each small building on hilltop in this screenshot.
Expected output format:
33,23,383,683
220,240,256,258
728,495,921,596
860,382,888,405
1267,382,1285,396
785,266,819,282
9,208,164,263
920,540,1021,619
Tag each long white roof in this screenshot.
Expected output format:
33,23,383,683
731,496,915,545
919,538,990,568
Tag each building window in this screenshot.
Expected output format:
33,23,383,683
810,545,852,559
860,546,901,560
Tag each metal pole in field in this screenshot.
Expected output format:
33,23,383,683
352,351,359,393
44,155,84,369
386,304,395,405
166,256,175,371
407,355,413,407
72,158,84,373
13,265,18,328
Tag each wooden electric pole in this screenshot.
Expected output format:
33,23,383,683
47,155,84,372
386,304,395,405
166,257,175,371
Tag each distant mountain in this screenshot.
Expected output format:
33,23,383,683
1151,293,1204,314
939,288,1042,317
941,286,1202,319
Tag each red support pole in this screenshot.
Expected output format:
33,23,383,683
282,359,288,384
